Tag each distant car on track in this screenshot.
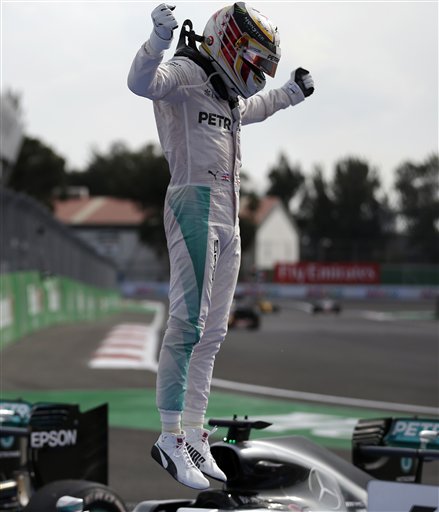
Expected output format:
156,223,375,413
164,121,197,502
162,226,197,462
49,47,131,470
228,298,260,330
311,298,342,314
228,292,280,328
257,297,280,314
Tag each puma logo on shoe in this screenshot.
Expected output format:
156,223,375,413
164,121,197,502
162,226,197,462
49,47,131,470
157,446,169,469
184,428,227,482
186,443,206,468
151,435,210,490
151,444,176,476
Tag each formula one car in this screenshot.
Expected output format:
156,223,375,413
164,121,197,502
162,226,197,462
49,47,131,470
3,399,438,512
257,298,280,314
228,298,260,330
130,416,439,512
0,399,128,511
311,298,342,314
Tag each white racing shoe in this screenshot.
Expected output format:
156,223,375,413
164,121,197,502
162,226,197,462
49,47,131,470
185,427,227,482
151,432,210,490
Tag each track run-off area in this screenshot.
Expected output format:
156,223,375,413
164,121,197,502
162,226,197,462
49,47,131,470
1,298,438,502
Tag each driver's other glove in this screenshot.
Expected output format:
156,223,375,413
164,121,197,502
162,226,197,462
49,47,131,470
149,4,178,54
282,68,315,106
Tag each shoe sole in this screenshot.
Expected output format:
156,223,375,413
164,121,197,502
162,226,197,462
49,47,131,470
201,470,227,482
151,444,210,490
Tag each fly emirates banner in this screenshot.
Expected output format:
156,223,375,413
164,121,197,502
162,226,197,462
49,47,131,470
274,263,380,285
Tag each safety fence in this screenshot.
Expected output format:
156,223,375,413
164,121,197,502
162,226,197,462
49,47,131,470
0,188,117,288
0,271,122,349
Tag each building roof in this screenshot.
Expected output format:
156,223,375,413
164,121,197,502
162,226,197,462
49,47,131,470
55,195,292,228
54,196,145,226
240,195,282,225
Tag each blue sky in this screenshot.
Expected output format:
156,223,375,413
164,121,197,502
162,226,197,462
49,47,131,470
2,1,438,195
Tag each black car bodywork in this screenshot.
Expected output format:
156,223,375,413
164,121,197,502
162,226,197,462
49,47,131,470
0,400,127,511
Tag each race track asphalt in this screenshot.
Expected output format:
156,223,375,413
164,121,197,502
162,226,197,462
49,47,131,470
1,299,438,508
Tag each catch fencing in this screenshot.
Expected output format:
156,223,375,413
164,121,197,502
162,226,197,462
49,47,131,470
0,187,117,288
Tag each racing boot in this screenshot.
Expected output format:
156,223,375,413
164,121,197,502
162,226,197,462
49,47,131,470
185,427,227,482
151,432,210,490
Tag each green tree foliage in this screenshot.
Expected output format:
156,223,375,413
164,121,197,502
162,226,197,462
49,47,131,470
266,153,304,209
67,142,170,208
394,154,439,262
138,209,168,258
9,136,67,210
238,216,257,254
11,130,436,264
296,158,394,261
68,142,138,198
67,142,170,256
238,192,260,253
135,144,170,210
296,166,333,238
330,158,389,260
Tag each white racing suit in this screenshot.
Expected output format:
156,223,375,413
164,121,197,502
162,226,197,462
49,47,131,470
128,39,296,423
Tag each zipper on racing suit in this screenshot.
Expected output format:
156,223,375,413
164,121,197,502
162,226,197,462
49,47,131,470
229,97,241,227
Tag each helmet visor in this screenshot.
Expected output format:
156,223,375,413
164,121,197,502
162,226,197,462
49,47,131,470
241,43,280,78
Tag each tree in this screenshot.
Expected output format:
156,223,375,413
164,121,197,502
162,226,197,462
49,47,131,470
296,158,394,261
68,142,171,256
330,157,390,260
138,208,168,258
9,136,67,210
67,142,170,206
238,191,260,253
67,141,137,197
295,166,335,260
266,153,304,210
1,89,25,185
135,144,170,210
296,166,334,237
394,154,439,262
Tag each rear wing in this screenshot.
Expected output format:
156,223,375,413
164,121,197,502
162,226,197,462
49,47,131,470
352,417,439,483
0,400,108,488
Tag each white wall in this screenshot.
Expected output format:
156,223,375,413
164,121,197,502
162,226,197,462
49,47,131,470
255,207,300,269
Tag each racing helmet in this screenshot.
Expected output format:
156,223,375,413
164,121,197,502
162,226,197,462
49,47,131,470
200,2,281,98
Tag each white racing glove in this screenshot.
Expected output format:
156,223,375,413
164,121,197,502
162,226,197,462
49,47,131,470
282,68,315,106
148,4,178,54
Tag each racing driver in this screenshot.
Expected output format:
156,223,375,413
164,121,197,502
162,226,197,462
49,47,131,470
128,2,314,489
